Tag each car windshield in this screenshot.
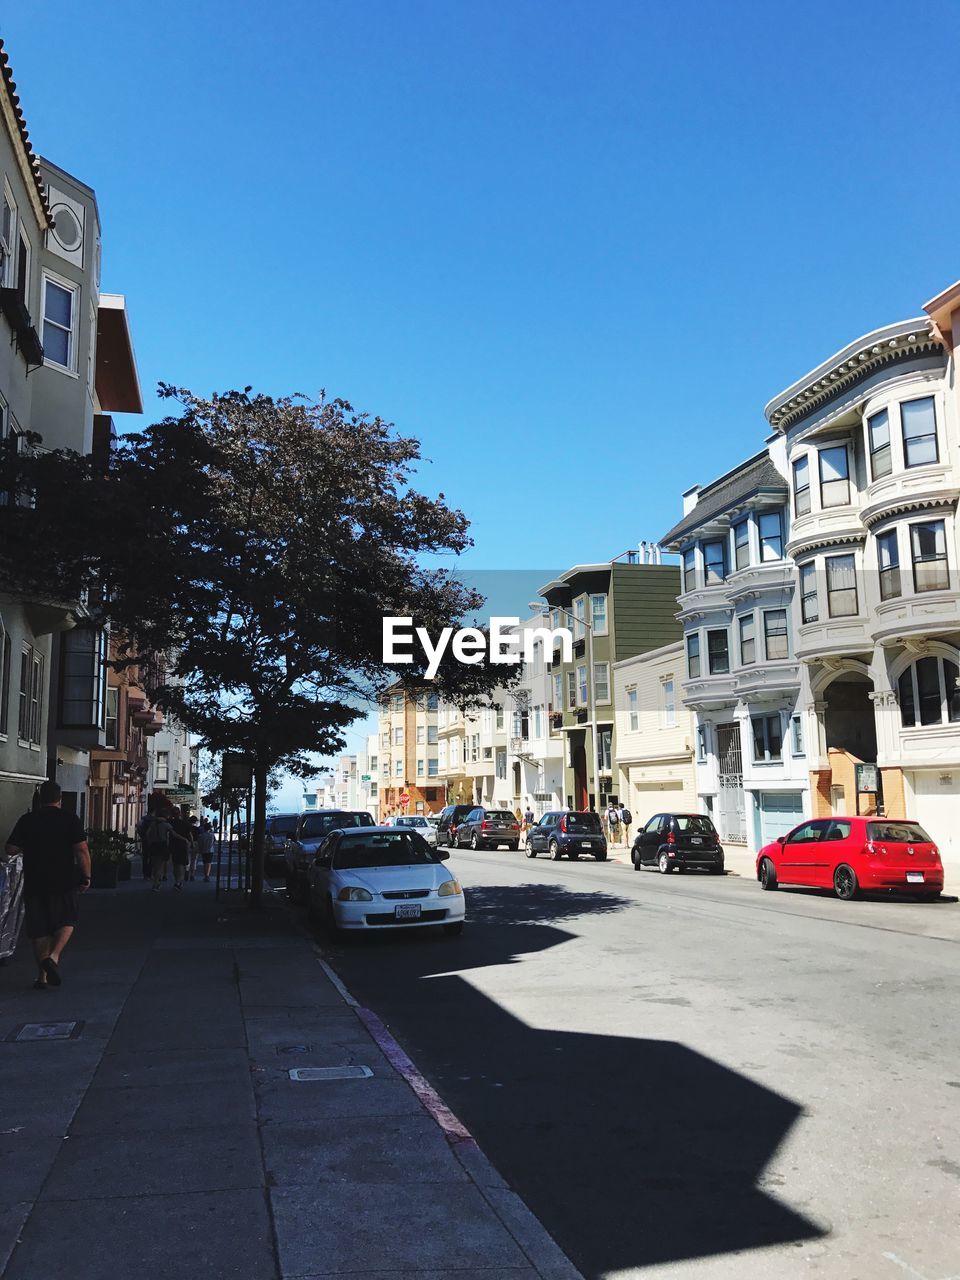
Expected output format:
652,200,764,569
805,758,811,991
270,816,299,835
485,812,515,823
302,812,369,838
333,832,438,869
396,817,427,827
566,813,601,832
867,821,933,844
675,815,716,835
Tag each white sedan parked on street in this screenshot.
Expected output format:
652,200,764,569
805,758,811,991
307,826,465,936
384,814,438,846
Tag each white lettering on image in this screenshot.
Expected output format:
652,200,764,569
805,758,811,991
382,616,574,679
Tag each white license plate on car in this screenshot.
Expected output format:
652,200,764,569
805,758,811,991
582,841,592,848
395,904,421,920
906,872,924,884
691,838,702,845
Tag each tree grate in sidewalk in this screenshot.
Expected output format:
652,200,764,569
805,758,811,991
7,1021,84,1042
287,1065,373,1081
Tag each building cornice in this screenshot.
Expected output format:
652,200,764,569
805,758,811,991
786,530,867,560
860,491,960,530
764,321,942,433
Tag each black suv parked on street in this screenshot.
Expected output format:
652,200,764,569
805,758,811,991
526,811,607,861
436,804,477,848
264,813,300,876
454,808,521,851
284,810,375,900
631,813,724,874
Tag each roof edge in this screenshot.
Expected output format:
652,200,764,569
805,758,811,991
0,40,52,228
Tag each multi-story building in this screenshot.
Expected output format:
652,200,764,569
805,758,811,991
612,640,697,827
301,772,334,812
0,40,141,835
506,615,564,814
377,683,443,816
535,552,681,811
356,733,379,820
144,696,198,822
763,290,960,871
661,449,807,849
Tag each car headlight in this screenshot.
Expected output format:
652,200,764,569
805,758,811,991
438,879,462,897
337,886,373,902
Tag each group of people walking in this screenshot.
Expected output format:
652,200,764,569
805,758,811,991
137,806,215,890
513,802,633,848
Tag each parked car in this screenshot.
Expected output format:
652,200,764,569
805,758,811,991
525,811,607,861
384,814,438,847
454,807,521,851
306,825,465,936
631,813,724,874
436,804,477,848
284,810,375,901
757,816,944,900
264,813,300,876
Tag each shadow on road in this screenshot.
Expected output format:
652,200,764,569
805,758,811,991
319,881,825,1277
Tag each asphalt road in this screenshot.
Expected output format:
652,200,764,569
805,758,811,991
314,848,960,1280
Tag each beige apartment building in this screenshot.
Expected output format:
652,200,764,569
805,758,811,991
377,683,443,816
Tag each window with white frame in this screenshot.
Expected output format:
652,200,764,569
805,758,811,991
481,707,492,734
471,733,479,762
687,633,701,679
482,744,493,760
901,397,938,468
791,714,804,756
495,749,506,780
417,758,424,777
438,740,448,769
898,656,960,727
42,274,78,371
427,757,438,777
703,540,726,584
877,528,901,600
393,726,403,745
661,677,676,727
392,694,403,712
553,672,563,712
597,728,612,773
395,760,403,777
382,759,389,777
763,609,789,661
577,664,588,705
427,725,437,745
911,519,948,593
696,723,707,761
451,737,461,767
381,730,389,749
759,510,783,561
533,704,543,737
739,614,755,665
868,408,892,479
627,687,638,732
590,594,608,635
800,561,819,623
733,521,750,571
682,548,696,592
416,725,425,744
826,554,858,617
567,671,577,710
574,597,586,640
793,456,811,516
752,714,782,763
819,446,850,508
0,185,15,286
155,750,170,783
707,629,729,675
593,662,610,702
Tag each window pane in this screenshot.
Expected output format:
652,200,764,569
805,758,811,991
734,523,750,570
687,634,700,678
877,529,901,600
916,656,942,726
764,609,789,660
758,511,782,560
707,630,729,674
911,520,948,592
44,280,72,327
739,615,755,665
826,554,858,617
793,457,810,517
868,409,892,479
901,397,938,467
768,716,782,760
683,549,696,591
591,594,607,631
43,324,70,366
945,660,960,723
898,668,916,727
800,562,819,623
703,541,725,583
819,447,850,507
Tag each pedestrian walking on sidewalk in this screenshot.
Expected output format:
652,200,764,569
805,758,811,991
4,780,91,990
197,819,215,882
187,816,201,880
168,811,192,890
144,810,174,890
619,803,632,850
606,803,621,848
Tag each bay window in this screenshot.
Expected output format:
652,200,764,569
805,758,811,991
763,609,789,661
703,540,726,584
910,519,948,593
901,397,938,468
826,554,858,617
898,656,960,727
800,562,819,623
793,456,811,516
590,593,608,634
868,408,892,479
877,529,901,600
577,664,588,705
682,548,696,592
739,615,755,665
687,633,701,679
733,521,750,570
758,511,783,561
819,446,850,508
707,629,729,675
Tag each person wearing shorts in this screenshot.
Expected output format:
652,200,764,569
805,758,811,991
5,780,90,989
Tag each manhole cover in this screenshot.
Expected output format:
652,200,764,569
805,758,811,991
288,1065,373,1082
277,1044,311,1056
9,1021,83,1043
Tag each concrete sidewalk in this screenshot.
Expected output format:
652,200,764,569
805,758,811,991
0,873,581,1280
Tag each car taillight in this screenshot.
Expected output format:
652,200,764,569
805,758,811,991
512,823,519,831
666,830,676,845
481,820,490,830
560,816,568,833
865,841,886,856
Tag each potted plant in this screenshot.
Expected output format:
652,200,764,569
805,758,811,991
87,830,135,889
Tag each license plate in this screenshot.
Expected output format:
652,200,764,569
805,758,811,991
395,904,421,920
581,841,592,848
906,872,924,884
691,838,702,845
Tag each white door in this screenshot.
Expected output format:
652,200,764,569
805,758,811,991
909,771,960,873
759,792,804,844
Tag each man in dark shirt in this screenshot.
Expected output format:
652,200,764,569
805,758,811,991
5,780,90,989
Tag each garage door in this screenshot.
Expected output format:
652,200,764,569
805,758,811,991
759,792,804,844
909,771,960,872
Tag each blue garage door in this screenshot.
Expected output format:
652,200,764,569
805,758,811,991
759,792,804,844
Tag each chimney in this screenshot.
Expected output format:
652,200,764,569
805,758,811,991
639,540,648,564
682,485,701,516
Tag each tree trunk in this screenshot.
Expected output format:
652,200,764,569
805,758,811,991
251,758,268,908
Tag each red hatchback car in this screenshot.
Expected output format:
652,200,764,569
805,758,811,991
757,816,944,900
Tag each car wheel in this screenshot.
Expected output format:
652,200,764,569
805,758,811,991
525,844,537,858
595,851,607,862
444,921,464,937
758,857,778,891
833,864,860,901
657,852,672,874
710,864,724,875
470,833,479,851
631,848,642,871
549,839,562,861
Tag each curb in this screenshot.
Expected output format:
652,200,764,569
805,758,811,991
315,949,585,1280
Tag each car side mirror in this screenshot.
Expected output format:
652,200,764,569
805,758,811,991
437,848,450,861
777,835,786,845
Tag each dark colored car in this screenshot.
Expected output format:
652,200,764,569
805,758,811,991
264,813,300,876
525,811,607,861
454,807,521,851
284,810,375,900
436,804,477,848
632,813,724,874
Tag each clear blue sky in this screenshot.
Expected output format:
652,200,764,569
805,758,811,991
5,3,958,803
